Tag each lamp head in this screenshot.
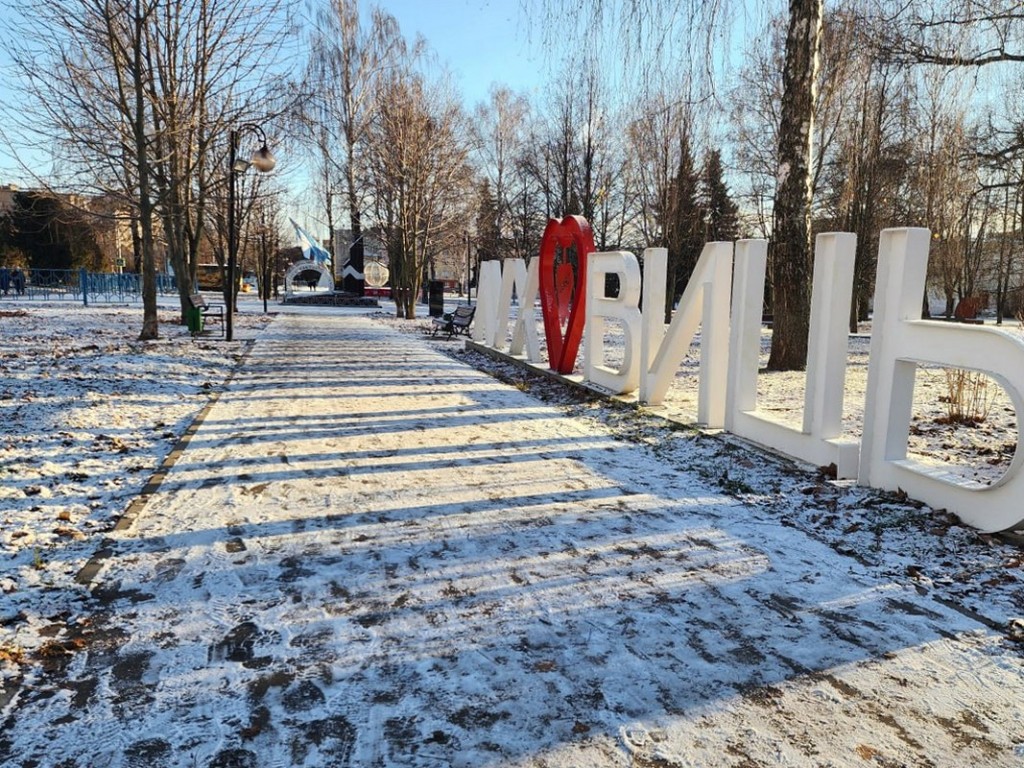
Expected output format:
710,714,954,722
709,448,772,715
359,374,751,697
251,144,276,173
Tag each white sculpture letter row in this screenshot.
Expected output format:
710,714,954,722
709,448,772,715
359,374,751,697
474,227,1024,532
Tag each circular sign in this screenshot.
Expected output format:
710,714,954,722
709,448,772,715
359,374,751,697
364,260,389,288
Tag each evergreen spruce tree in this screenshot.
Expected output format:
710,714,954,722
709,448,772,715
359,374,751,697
662,131,704,322
475,179,502,262
703,149,739,243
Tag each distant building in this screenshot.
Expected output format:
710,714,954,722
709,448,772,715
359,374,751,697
0,183,159,272
334,228,387,266
0,184,20,215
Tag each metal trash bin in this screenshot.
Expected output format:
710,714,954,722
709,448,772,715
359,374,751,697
427,280,445,317
186,306,204,334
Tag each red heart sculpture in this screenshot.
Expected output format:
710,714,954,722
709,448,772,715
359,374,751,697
538,216,595,374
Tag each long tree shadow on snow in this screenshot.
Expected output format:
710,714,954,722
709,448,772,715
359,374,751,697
1,318,1004,767
16,432,986,767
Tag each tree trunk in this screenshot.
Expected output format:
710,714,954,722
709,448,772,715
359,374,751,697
664,255,677,325
139,198,158,339
133,0,159,341
161,205,192,322
767,0,823,371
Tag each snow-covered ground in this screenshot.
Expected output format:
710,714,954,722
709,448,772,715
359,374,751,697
1,302,270,609
0,297,1022,767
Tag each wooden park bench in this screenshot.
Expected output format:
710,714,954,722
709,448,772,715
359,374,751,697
431,304,475,340
188,293,224,338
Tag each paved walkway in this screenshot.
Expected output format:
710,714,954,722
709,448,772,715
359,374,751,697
4,314,1024,767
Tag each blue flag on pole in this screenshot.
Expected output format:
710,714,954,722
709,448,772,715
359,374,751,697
290,218,332,265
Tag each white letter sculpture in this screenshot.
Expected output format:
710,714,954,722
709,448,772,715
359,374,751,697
472,260,504,346
640,243,733,427
508,258,543,363
584,251,642,393
725,234,861,478
473,257,539,356
860,228,1024,532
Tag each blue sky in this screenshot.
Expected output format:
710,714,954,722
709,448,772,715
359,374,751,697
381,0,546,107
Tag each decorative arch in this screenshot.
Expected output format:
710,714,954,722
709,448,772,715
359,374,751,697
284,259,334,296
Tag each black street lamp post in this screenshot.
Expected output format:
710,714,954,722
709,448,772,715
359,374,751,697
465,232,473,306
326,189,339,288
227,124,276,341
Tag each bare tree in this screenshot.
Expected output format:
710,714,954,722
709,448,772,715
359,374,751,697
880,0,1024,68
483,93,549,264
508,144,547,263
572,59,629,251
980,115,1024,322
763,0,823,370
305,0,405,295
877,1,1024,321
626,90,687,249
3,0,164,337
3,0,294,338
901,66,980,316
817,8,913,330
472,86,531,259
731,3,907,336
144,0,292,315
367,68,474,318
533,75,578,218
517,54,626,239
250,185,284,309
729,14,785,240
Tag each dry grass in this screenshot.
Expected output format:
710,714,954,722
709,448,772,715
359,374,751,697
940,368,995,425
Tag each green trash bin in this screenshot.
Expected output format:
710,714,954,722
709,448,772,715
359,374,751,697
186,306,204,334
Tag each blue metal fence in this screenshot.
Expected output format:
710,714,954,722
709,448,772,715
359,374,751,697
0,268,178,304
